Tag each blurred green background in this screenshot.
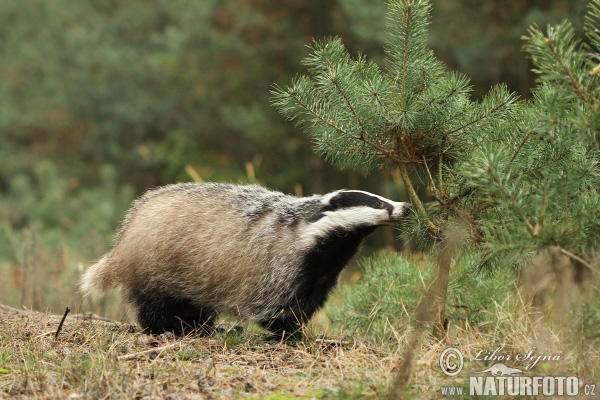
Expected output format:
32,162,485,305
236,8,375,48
0,0,586,314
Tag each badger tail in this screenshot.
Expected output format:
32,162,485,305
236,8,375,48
80,254,117,298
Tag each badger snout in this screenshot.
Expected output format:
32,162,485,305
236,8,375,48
390,202,413,221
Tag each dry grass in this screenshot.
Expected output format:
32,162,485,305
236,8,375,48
386,295,599,399
0,305,400,399
2,283,598,400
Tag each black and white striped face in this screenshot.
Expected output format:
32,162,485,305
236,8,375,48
304,190,412,240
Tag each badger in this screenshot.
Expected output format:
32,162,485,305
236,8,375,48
81,183,411,336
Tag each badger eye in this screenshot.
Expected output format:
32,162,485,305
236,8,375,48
374,201,383,208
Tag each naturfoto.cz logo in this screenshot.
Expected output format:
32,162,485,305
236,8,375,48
439,347,596,397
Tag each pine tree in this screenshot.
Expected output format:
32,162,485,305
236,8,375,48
271,0,518,240
272,0,600,269
459,0,600,268
272,0,600,337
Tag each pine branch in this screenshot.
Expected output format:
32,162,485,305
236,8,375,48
273,0,599,260
394,3,412,101
414,83,460,115
509,124,538,165
445,95,514,137
387,0,435,100
485,164,536,236
525,21,598,113
283,87,359,141
327,64,367,140
523,148,571,176
283,84,398,164
545,37,596,111
355,62,395,125
585,0,600,51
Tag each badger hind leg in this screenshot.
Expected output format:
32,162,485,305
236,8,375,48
130,289,215,336
259,310,305,340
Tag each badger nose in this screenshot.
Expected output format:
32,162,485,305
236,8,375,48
392,202,413,219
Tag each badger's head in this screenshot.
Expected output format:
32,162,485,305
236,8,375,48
303,190,412,241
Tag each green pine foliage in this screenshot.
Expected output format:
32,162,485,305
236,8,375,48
326,253,428,342
459,0,600,265
275,0,600,341
325,251,515,343
273,0,600,269
272,0,519,239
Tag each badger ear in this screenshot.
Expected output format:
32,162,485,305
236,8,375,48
321,189,347,211
325,193,343,211
328,195,340,208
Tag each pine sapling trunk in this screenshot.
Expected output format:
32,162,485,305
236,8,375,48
396,162,439,233
433,240,453,337
396,163,425,215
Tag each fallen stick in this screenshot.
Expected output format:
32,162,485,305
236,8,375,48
314,338,351,346
77,312,123,324
34,331,55,340
118,342,180,361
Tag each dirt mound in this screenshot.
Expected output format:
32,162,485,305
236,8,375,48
0,304,35,319
0,304,132,339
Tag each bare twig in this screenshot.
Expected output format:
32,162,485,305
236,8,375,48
558,247,600,276
34,331,55,340
54,307,70,340
433,241,453,337
397,163,439,233
77,312,123,324
422,155,440,199
397,163,424,215
314,338,351,346
118,342,180,361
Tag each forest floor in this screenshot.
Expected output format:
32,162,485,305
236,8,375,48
0,304,412,399
1,304,598,399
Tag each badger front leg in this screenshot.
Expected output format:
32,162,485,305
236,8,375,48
259,307,306,340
